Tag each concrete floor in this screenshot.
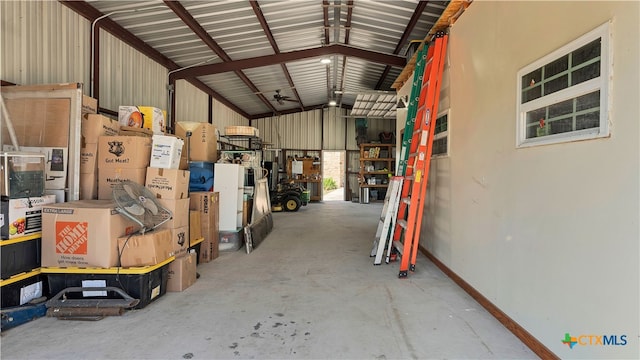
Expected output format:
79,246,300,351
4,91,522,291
1,198,537,359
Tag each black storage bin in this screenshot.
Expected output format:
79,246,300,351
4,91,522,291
1,270,47,308
1,236,41,280
43,258,172,310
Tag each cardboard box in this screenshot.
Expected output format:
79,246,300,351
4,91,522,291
82,95,98,115
1,195,56,240
170,226,189,256
41,200,139,268
157,198,190,230
189,192,219,261
189,210,202,245
117,229,173,267
175,122,218,162
145,168,189,200
118,106,166,135
119,126,153,137
98,168,147,200
79,171,98,200
167,251,197,292
98,136,152,169
82,114,119,144
80,143,98,174
150,135,184,169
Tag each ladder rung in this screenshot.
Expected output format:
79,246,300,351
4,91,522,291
405,175,414,181
393,241,404,255
402,197,411,205
397,219,408,229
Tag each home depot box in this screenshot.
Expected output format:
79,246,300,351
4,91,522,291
1,195,56,240
175,122,218,162
169,226,189,256
118,106,166,135
79,171,98,200
98,136,152,169
189,192,219,261
166,251,197,292
98,168,146,200
117,229,173,267
150,135,183,169
156,198,190,230
145,168,189,200
82,114,119,144
41,200,139,268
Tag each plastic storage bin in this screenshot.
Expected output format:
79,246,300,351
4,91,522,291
1,269,47,308
42,257,174,309
219,228,243,252
188,162,214,192
1,235,41,280
1,152,46,199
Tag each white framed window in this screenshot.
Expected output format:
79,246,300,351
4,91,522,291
516,22,611,147
432,110,449,157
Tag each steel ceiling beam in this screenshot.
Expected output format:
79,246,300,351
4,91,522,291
172,44,405,80
164,0,278,114
58,0,251,120
375,0,429,90
250,1,304,112
336,0,353,106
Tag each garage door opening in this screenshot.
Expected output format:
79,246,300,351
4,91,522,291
322,151,345,201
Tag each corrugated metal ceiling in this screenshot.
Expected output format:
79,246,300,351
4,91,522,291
69,0,453,119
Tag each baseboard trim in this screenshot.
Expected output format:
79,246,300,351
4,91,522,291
419,245,558,360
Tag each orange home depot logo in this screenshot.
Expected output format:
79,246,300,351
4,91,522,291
55,222,89,255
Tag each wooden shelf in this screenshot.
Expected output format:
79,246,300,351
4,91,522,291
359,143,395,196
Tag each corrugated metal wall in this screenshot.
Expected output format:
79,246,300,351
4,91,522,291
212,98,249,128
252,109,323,150
322,107,347,150
175,79,208,123
1,1,90,90
0,1,246,129
98,31,168,112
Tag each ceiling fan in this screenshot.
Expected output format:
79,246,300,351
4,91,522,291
272,89,299,105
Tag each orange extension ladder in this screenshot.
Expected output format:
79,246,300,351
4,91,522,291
392,31,448,278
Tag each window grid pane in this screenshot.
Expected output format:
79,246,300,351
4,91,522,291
521,40,601,104
434,114,448,135
524,90,600,139
432,138,447,156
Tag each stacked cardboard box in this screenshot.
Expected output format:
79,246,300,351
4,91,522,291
189,192,220,262
175,122,218,169
97,135,152,200
80,114,120,200
145,167,190,256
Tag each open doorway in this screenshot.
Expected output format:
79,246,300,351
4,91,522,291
322,150,345,201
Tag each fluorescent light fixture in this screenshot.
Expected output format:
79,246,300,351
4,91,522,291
328,99,337,106
320,58,332,64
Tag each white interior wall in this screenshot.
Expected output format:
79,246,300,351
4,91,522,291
421,1,639,358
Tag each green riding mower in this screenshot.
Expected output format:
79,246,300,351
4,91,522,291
270,180,310,212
